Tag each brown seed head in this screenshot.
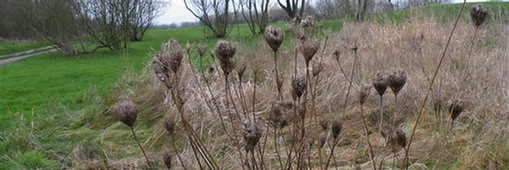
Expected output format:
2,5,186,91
112,99,138,127
448,99,464,122
470,5,488,27
319,119,329,131
214,41,236,76
241,119,262,152
159,40,183,74
264,26,285,52
214,41,236,59
300,15,315,29
292,74,307,100
312,61,324,77
270,100,293,128
387,68,407,95
301,41,320,66
237,61,247,79
163,151,172,169
197,44,208,57
164,117,176,135
395,128,406,148
359,84,371,105
372,72,388,96
331,119,343,139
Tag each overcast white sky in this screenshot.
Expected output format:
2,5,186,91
154,0,494,25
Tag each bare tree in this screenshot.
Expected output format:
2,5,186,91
184,0,233,38
240,0,270,34
315,0,344,19
277,0,305,19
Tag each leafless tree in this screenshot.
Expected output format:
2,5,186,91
240,0,270,34
315,0,344,19
277,0,305,19
184,0,233,38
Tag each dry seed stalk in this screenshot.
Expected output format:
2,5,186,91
112,99,152,168
359,85,377,170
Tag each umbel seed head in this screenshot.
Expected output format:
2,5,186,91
241,119,262,152
395,128,406,148
214,41,237,76
164,117,176,135
112,99,138,127
159,40,183,74
359,84,371,105
387,68,407,95
448,99,464,122
301,40,320,66
292,74,307,100
470,5,488,27
372,72,388,96
264,26,285,52
270,101,293,128
331,119,343,139
163,151,172,169
197,44,208,57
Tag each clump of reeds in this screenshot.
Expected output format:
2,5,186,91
112,99,151,168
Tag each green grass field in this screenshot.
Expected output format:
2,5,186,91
0,40,50,56
1,2,508,168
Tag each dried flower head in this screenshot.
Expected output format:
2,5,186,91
237,61,247,79
292,74,307,100
331,119,343,139
387,68,407,95
372,72,388,97
241,119,262,152
448,99,464,122
112,99,138,127
301,41,320,66
319,119,329,131
470,5,488,27
359,84,371,105
312,61,324,77
214,41,237,76
395,128,406,148
300,15,315,29
197,44,208,57
164,117,176,135
270,100,293,128
264,26,285,52
163,151,172,169
159,40,183,74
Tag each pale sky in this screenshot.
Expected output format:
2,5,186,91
154,0,495,25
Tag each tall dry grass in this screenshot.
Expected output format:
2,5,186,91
70,14,509,169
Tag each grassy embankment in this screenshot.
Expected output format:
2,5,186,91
1,2,508,169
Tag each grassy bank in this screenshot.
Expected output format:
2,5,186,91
1,2,508,169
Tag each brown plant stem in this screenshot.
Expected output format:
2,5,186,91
130,127,151,168
343,49,358,118
401,0,467,168
224,77,246,170
273,51,283,100
171,140,188,170
361,104,377,170
274,128,284,170
324,138,338,169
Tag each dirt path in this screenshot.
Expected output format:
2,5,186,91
0,46,58,65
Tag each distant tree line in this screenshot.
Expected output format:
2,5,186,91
0,0,165,56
